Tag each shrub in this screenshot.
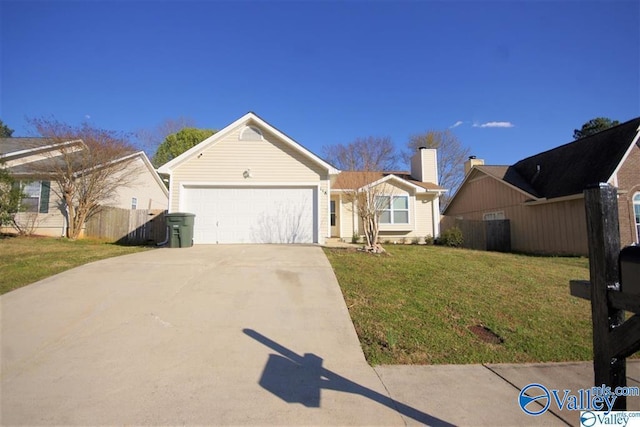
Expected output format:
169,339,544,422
351,232,360,244
424,235,434,245
412,236,420,245
438,227,463,247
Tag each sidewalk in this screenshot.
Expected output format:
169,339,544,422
375,360,640,426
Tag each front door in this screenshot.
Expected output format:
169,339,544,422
330,199,338,237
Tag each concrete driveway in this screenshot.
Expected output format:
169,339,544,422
1,245,439,426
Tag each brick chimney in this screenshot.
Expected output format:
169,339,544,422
464,156,484,175
411,147,438,183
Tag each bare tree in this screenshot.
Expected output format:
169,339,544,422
28,118,139,239
404,130,469,208
323,136,398,171
349,174,396,253
325,137,401,253
135,116,197,157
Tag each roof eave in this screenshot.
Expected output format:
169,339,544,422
157,112,340,176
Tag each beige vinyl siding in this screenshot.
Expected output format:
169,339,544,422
445,172,588,255
318,180,329,240
339,196,356,239
413,194,436,238
335,191,440,241
169,126,327,212
106,157,168,210
6,184,67,237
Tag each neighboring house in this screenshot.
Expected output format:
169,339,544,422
158,112,446,244
0,137,169,237
443,117,640,255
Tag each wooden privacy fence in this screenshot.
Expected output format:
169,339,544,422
85,207,167,244
441,217,511,252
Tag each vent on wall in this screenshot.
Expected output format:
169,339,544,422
240,126,263,141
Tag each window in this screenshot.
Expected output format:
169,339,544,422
239,126,263,141
132,197,138,210
483,211,505,221
19,181,50,213
330,200,336,227
377,195,409,224
634,193,640,243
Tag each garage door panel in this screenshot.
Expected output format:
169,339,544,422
183,187,316,244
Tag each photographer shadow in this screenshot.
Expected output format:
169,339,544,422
243,328,454,426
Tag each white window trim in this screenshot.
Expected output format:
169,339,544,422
377,195,410,225
20,180,42,213
633,193,640,243
483,211,505,221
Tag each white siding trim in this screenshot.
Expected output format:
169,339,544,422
180,181,322,188
608,126,640,183
433,196,441,237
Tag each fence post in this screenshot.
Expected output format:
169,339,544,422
584,183,626,410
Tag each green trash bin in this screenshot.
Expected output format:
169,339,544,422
165,212,195,248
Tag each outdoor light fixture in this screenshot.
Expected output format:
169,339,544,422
243,169,252,179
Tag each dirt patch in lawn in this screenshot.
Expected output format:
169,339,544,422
468,325,504,345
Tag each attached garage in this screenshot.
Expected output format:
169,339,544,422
158,112,339,245
182,186,317,244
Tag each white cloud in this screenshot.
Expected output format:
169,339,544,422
84,114,91,120
473,121,515,128
450,120,464,129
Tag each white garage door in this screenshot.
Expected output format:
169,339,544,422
182,186,317,244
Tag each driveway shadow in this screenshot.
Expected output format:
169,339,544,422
243,328,454,426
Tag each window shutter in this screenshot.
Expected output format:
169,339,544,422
39,181,50,213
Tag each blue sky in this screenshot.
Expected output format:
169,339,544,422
1,0,638,167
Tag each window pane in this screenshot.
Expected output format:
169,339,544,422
22,197,39,212
376,196,390,209
23,181,41,198
392,196,408,210
394,211,409,223
380,211,391,224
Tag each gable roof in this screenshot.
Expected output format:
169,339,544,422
509,117,640,199
443,117,640,214
157,112,340,175
333,171,445,193
0,137,85,162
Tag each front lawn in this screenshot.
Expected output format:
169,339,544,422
324,245,592,365
0,235,149,295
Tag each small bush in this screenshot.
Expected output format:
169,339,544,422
351,233,360,244
424,235,434,245
438,227,464,247
412,236,420,245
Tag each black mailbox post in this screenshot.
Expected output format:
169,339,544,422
620,245,640,296
569,184,640,411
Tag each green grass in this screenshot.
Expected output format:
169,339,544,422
324,245,594,365
0,235,149,295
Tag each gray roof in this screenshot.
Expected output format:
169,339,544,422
474,117,640,200
0,138,57,156
511,117,640,199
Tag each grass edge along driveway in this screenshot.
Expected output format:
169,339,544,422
324,245,593,365
0,235,149,295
